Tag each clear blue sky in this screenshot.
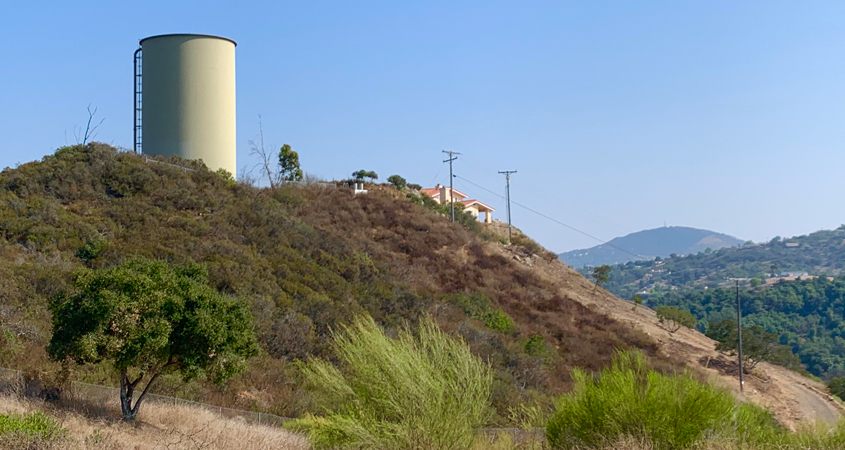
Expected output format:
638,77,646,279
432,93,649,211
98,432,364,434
2,1,844,253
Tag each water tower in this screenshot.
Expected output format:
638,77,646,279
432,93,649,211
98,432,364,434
134,34,237,174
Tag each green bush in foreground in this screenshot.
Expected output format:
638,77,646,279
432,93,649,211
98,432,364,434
289,314,493,450
0,412,64,439
546,350,780,450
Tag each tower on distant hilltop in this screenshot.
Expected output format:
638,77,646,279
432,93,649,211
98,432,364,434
134,34,237,174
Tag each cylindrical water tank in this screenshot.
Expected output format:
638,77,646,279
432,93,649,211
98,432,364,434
139,34,236,174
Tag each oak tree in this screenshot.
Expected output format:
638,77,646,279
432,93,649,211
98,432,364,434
47,258,258,420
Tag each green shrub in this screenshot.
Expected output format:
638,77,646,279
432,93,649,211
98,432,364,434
524,334,548,357
545,350,779,450
447,292,515,334
829,377,845,400
0,412,63,439
483,309,515,334
290,314,493,450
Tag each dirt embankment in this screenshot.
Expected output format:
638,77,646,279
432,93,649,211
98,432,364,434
484,223,841,429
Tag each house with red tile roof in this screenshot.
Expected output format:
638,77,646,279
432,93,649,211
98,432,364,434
419,184,494,223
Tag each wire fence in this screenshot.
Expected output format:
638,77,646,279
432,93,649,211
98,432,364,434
0,367,544,442
0,367,289,427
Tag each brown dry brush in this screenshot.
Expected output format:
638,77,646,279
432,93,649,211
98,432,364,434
0,144,668,423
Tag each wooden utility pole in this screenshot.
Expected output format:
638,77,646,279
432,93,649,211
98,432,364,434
442,150,460,222
735,279,744,392
498,170,517,243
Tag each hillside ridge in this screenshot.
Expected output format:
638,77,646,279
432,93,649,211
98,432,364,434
0,144,659,425
0,144,835,430
559,226,743,267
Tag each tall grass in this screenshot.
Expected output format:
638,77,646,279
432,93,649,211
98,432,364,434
291,314,493,450
546,350,780,450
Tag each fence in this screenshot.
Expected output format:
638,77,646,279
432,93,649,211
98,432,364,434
0,367,289,427
0,367,545,443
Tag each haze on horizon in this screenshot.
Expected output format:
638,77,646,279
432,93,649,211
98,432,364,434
1,1,843,253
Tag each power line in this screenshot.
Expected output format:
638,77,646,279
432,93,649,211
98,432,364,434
453,175,646,260
454,152,631,235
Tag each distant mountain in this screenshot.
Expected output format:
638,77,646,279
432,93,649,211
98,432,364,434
558,226,744,267
593,226,845,301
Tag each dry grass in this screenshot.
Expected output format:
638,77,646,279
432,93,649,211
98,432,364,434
0,394,308,450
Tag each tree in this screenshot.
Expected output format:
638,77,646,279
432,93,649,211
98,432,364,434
387,174,407,190
278,144,303,183
72,104,105,145
706,319,800,372
770,264,779,278
591,265,611,293
47,258,258,421
249,115,281,188
656,306,696,333
352,170,378,183
408,183,422,190
632,294,643,313
829,377,845,400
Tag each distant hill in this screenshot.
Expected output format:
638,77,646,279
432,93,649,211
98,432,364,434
559,226,744,267
591,226,845,301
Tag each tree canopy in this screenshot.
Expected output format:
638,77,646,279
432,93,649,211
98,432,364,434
644,277,845,379
387,174,407,190
278,144,303,183
47,258,258,420
352,170,378,182
656,306,696,333
706,319,802,372
591,265,611,292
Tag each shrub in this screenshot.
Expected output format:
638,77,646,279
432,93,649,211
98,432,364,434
830,377,845,400
483,309,516,334
448,292,515,334
291,314,493,450
524,334,548,357
0,412,64,439
656,306,696,333
546,350,779,450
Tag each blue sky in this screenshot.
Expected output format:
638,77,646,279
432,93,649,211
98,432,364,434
1,1,844,252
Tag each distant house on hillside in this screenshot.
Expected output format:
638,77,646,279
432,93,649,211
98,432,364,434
420,184,495,223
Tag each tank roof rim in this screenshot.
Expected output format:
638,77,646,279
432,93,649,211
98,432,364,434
140,33,236,46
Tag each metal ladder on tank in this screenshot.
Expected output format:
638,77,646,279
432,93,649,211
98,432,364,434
133,48,143,154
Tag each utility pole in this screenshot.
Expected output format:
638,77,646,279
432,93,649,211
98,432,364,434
735,279,744,392
442,150,460,222
498,170,517,243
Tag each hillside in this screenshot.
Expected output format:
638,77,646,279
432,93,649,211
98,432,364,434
594,227,845,300
559,226,743,267
0,144,661,425
513,251,842,429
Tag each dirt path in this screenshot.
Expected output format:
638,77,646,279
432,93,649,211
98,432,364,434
487,231,841,429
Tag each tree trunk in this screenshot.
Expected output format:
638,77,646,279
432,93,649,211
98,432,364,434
119,370,138,421
119,371,161,421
